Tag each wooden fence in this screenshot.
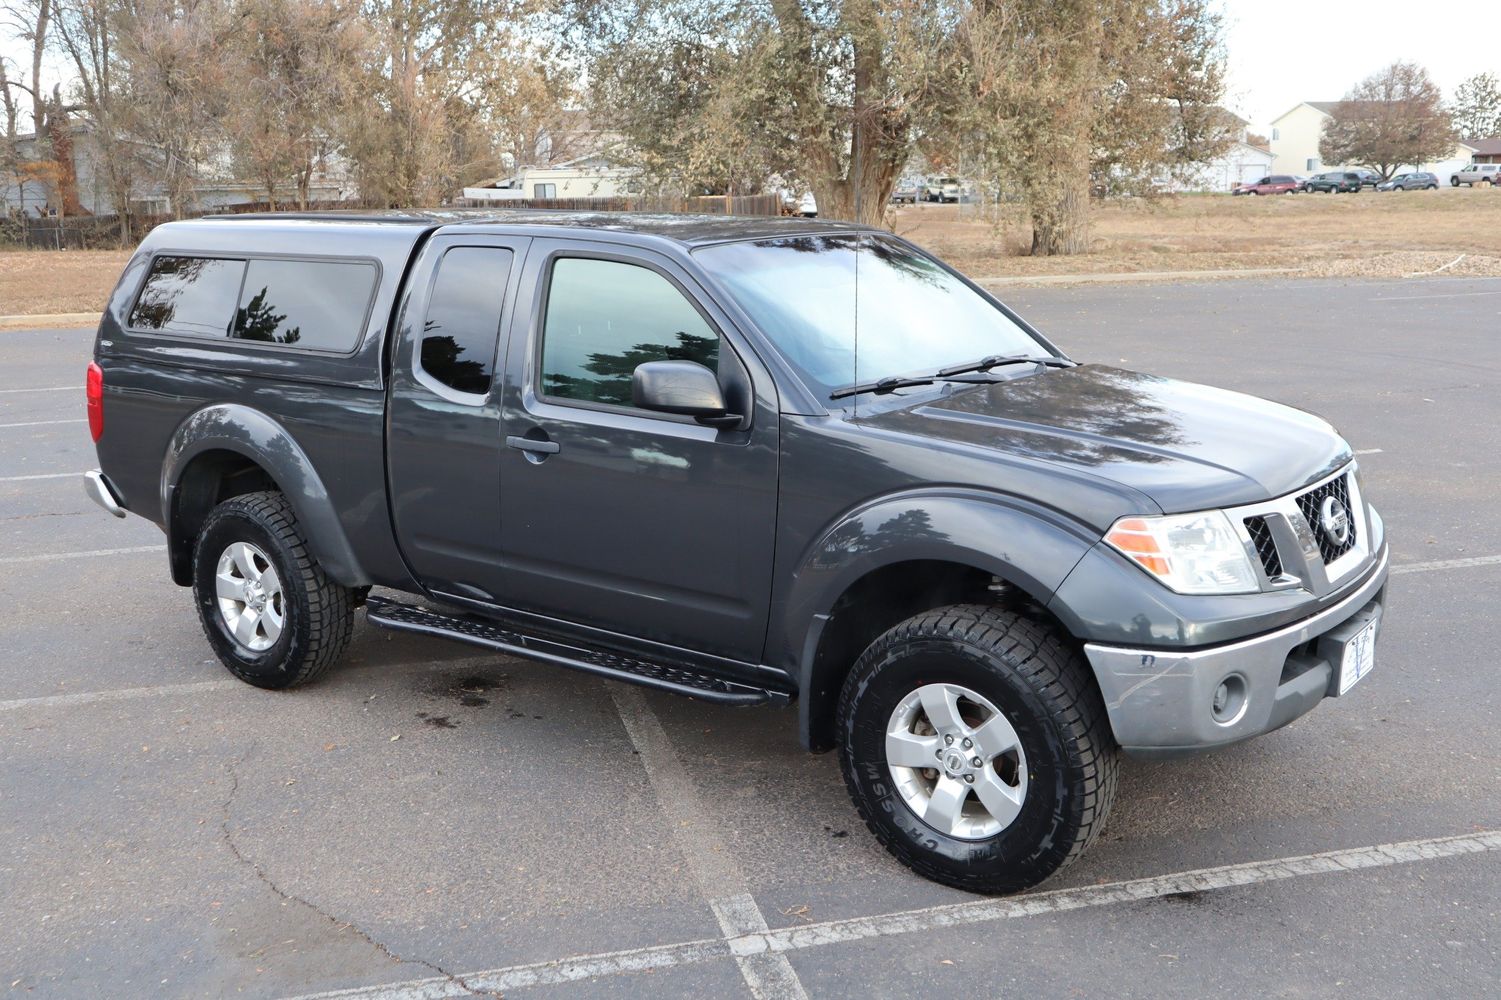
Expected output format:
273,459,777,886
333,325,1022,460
4,193,786,250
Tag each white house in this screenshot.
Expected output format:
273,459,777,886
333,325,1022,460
1154,110,1273,192
463,154,638,204
1268,102,1475,179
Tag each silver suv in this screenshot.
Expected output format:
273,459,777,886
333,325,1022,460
1451,162,1500,187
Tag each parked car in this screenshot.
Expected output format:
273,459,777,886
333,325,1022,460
85,212,1387,895
1451,163,1501,187
922,176,962,202
794,191,817,217
1376,172,1438,191
891,180,920,204
1233,175,1301,195
1304,171,1362,194
1352,169,1382,190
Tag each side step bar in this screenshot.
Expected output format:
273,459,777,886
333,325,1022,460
366,597,784,706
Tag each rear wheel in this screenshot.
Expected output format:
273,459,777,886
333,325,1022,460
192,491,355,689
838,604,1119,894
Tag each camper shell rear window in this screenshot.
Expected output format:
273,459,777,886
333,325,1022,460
128,253,378,353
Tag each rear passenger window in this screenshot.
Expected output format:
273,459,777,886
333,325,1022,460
232,259,376,351
130,256,245,336
419,247,514,396
540,257,719,408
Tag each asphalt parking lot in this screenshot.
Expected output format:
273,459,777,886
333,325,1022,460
3,274,1499,999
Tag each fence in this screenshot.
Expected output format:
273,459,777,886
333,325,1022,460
458,193,785,216
3,192,787,250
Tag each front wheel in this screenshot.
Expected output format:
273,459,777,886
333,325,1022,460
192,491,355,689
838,605,1119,894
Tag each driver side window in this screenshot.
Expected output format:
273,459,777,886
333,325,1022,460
540,257,720,408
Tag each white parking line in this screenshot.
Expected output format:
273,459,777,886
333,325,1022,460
282,829,1501,1000
1354,448,1382,455
0,472,80,482
0,678,240,712
1391,554,1501,575
0,655,503,713
0,545,165,566
610,684,809,1000
1373,290,1501,302
0,386,75,394
0,418,86,428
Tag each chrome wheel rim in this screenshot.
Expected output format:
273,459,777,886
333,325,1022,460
215,541,284,652
885,682,1028,840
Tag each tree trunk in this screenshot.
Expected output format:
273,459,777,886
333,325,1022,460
1028,157,1090,256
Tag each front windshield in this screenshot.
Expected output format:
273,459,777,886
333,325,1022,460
695,234,1051,398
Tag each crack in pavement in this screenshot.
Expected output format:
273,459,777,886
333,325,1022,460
219,745,503,999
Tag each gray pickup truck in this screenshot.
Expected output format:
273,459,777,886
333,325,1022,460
85,211,1388,893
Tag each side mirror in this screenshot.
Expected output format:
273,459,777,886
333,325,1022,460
632,360,743,428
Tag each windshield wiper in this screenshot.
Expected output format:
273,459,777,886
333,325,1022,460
829,355,1074,400
829,375,937,400
936,354,1075,377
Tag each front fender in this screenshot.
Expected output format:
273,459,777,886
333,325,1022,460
773,489,1099,747
161,403,369,587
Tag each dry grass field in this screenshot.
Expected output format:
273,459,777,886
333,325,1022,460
0,247,133,318
3,187,1500,319
896,184,1501,281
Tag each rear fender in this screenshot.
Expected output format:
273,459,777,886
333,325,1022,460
161,404,368,587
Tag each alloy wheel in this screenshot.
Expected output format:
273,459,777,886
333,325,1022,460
884,682,1029,840
215,541,285,652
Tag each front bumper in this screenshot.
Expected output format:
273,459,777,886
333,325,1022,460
1083,544,1388,756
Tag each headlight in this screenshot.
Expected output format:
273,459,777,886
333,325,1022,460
1104,511,1259,595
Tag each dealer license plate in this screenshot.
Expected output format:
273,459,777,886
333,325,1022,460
1337,619,1377,695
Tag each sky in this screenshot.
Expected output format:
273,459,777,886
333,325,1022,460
4,1,1501,135
1219,0,1501,128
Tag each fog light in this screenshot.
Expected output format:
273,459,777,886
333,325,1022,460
1211,674,1248,725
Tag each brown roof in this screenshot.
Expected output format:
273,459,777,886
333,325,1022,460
1469,138,1501,156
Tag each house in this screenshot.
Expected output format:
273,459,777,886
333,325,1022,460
1161,111,1274,192
1468,138,1501,165
2,122,360,218
1268,102,1474,178
462,154,639,204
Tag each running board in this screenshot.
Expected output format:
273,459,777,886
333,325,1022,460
365,597,782,706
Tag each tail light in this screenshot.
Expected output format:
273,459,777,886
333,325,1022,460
86,361,104,442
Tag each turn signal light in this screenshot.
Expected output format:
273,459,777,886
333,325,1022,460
86,361,104,442
1104,518,1170,575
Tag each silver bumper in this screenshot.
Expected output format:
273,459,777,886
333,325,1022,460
84,469,126,518
1084,544,1389,755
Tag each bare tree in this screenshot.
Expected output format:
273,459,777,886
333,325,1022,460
112,0,236,217
53,0,147,238
221,0,363,208
1450,72,1501,142
1320,62,1455,180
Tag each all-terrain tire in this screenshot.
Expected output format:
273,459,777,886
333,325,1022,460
192,491,355,689
837,604,1119,894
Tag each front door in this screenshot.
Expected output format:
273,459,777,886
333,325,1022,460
386,234,530,602
493,240,780,664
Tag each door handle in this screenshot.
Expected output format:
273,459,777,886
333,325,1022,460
507,435,560,455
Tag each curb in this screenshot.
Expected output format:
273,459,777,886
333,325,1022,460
0,312,101,330
973,267,1304,287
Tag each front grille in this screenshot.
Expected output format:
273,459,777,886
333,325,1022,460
1244,515,1282,577
1295,474,1358,564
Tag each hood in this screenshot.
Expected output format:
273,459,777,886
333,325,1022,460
860,365,1352,512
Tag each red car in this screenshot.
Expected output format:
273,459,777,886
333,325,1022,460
1233,175,1301,195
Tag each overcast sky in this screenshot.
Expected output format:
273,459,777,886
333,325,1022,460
4,2,1500,134
1220,0,1501,128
